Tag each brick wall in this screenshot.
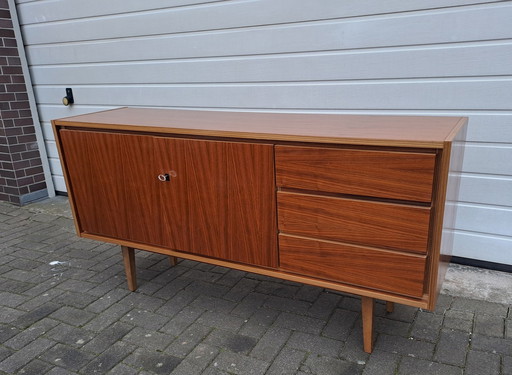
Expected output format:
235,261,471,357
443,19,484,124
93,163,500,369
0,0,48,205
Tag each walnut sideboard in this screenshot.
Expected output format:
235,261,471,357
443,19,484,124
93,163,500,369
52,107,467,353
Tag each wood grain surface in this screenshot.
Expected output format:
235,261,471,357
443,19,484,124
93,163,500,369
54,107,467,148
276,145,435,202
279,234,427,297
277,191,431,253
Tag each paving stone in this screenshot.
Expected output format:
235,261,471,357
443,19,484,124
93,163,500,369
255,280,299,298
118,291,167,311
307,291,341,320
506,318,512,339
81,341,135,374
123,348,181,375
375,316,411,337
230,292,268,318
302,354,362,375
474,314,505,337
45,323,95,347
410,311,443,341
82,302,132,332
40,343,94,372
49,306,96,327
464,349,501,375
15,359,53,375
503,355,512,375
165,323,212,358
434,328,470,366
210,350,269,375
264,295,312,314
338,296,362,312
53,290,98,309
0,337,56,373
250,326,291,361
361,349,399,375
322,308,358,341
470,334,512,355
122,326,175,352
107,363,139,375
196,310,246,332
295,284,324,303
338,325,369,363
85,288,131,313
190,294,237,313
223,278,260,302
382,304,418,323
0,347,14,363
12,302,60,328
287,331,341,357
204,329,258,355
4,317,59,350
120,308,169,331
442,309,474,332
179,343,219,372
0,291,28,308
451,297,508,317
375,334,435,359
266,346,307,375
82,321,133,354
0,277,35,294
0,325,20,344
0,306,25,324
160,305,205,337
274,311,325,335
398,356,462,375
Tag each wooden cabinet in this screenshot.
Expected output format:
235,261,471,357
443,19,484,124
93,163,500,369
53,107,467,353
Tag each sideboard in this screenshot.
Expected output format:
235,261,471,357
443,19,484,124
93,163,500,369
52,107,467,353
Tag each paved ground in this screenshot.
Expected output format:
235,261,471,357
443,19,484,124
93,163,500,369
0,197,511,375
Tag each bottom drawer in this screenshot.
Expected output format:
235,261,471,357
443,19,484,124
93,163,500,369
279,234,427,298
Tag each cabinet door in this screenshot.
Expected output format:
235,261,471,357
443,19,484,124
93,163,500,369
156,137,277,268
59,130,167,246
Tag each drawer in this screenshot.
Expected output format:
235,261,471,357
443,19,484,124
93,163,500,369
275,145,436,202
279,234,427,298
278,192,430,253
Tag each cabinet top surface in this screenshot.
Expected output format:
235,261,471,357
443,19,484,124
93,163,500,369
53,107,467,148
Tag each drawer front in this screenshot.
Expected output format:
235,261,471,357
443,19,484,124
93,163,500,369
280,234,427,298
278,192,431,253
275,145,436,202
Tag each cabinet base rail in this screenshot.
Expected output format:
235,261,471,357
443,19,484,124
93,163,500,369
121,245,399,354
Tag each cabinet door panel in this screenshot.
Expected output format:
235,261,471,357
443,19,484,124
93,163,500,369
226,142,277,267
59,130,163,245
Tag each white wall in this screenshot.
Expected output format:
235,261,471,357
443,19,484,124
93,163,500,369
16,0,512,265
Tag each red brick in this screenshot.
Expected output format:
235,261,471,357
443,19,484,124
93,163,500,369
8,195,21,204
29,182,46,192
6,83,26,92
19,185,29,194
0,1,9,10
3,186,19,195
0,9,10,18
3,126,22,136
19,110,32,117
0,18,13,28
0,46,17,56
17,134,36,143
13,159,30,170
8,144,26,153
3,38,16,48
10,100,29,110
1,169,15,178
1,110,19,119
7,56,20,65
2,65,22,74
5,178,17,187
29,158,42,166
22,126,35,135
33,173,45,182
10,75,25,84
21,150,40,159
0,29,14,38
0,75,11,83
17,176,35,187
15,92,28,100
0,92,15,101
13,117,32,126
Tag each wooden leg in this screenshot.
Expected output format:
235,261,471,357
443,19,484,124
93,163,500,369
121,246,137,291
169,256,178,266
361,296,374,353
386,301,394,313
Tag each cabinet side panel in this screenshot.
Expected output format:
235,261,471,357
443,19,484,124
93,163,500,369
227,143,277,268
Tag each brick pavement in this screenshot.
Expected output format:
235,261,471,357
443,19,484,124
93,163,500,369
0,197,511,374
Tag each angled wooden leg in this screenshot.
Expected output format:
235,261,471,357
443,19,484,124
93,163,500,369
121,246,137,291
169,256,178,266
361,296,374,353
386,301,395,313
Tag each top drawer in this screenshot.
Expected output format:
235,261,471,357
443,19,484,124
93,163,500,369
275,146,436,202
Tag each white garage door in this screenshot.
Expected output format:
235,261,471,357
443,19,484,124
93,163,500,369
15,0,512,266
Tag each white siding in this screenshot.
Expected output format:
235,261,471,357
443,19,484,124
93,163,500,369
16,0,512,265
